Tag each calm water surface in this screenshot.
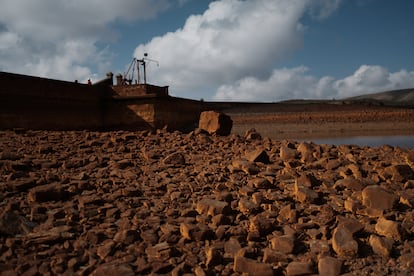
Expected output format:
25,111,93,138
304,135,414,149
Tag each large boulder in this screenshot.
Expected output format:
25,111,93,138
198,111,233,135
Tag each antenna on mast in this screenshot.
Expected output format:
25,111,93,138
137,53,159,84
123,53,159,85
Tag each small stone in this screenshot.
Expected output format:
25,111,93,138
27,183,69,203
245,148,270,164
278,205,297,223
234,256,273,276
245,128,262,140
231,159,260,175
194,266,207,276
309,240,330,255
338,217,364,234
270,235,295,254
224,238,242,258
297,142,315,163
375,217,401,241
145,242,172,262
294,182,318,204
249,215,276,236
362,185,396,213
369,235,393,257
238,198,260,215
113,229,140,244
280,146,297,161
286,261,314,276
179,223,193,240
398,253,414,269
163,152,186,166
248,177,272,189
91,264,134,276
384,164,414,182
196,199,231,216
332,225,358,257
318,256,342,276
96,241,115,260
179,223,214,241
334,178,364,191
344,198,361,213
262,248,289,263
205,246,222,267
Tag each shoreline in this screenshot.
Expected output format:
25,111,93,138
227,104,414,140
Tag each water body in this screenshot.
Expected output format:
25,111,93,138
304,135,414,149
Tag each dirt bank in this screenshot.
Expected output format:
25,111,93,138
1,129,414,275
226,104,414,140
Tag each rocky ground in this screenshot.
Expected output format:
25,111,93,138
1,128,414,275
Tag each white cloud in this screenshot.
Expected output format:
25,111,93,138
308,0,342,20
133,0,343,99
213,65,414,102
0,0,170,82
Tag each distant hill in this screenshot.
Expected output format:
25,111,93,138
344,88,414,106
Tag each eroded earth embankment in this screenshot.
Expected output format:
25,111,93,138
1,129,414,275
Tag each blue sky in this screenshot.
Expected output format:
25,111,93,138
1,0,413,101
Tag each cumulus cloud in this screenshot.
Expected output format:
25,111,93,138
135,0,306,95
133,0,344,99
213,65,414,102
0,0,170,81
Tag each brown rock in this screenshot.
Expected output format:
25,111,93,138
0,210,35,236
231,159,260,175
25,225,73,245
278,204,297,223
375,217,402,241
262,248,289,263
7,178,36,192
338,217,364,234
309,240,330,255
238,198,260,215
245,148,270,164
332,225,358,257
145,242,172,262
205,246,223,267
163,152,186,166
294,181,318,204
198,111,232,136
234,256,273,276
196,199,231,216
249,215,276,235
384,164,414,182
369,235,393,257
398,253,414,269
362,185,396,213
280,145,297,161
297,141,315,162
224,238,242,258
286,261,314,276
270,235,295,254
96,241,115,260
248,177,272,189
91,263,134,276
113,229,140,244
318,256,342,276
27,183,69,203
179,223,214,241
244,128,262,140
344,198,361,213
334,178,364,191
